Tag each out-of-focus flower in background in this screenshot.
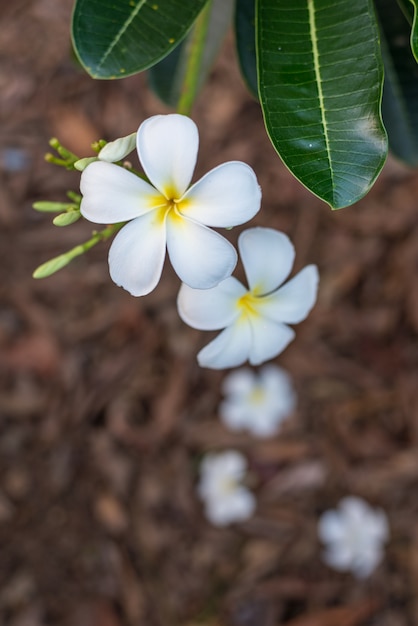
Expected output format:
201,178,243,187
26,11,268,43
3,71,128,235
318,496,389,578
178,227,319,369
219,365,296,437
197,450,256,526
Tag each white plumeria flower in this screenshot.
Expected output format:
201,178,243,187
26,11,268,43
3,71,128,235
220,365,296,437
79,114,261,296
177,227,319,369
318,496,389,579
198,450,256,526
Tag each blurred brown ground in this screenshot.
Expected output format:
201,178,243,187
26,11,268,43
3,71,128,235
1,1,418,625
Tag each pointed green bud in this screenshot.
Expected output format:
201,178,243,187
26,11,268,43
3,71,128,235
92,139,107,153
53,211,81,226
98,132,136,163
66,191,82,203
33,252,75,278
74,156,98,171
33,201,74,213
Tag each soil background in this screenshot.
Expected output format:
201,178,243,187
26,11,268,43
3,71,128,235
1,1,418,625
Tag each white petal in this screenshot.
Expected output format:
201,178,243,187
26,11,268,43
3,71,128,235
323,546,353,571
259,365,296,414
166,215,237,289
369,511,389,543
108,211,167,296
205,489,256,526
80,161,164,224
247,416,281,438
221,368,256,397
260,364,294,396
340,496,369,522
177,278,245,330
238,228,295,294
137,114,198,198
318,511,346,543
98,132,137,162
219,400,251,432
352,549,383,578
258,265,319,324
181,161,261,226
248,316,295,365
197,320,252,369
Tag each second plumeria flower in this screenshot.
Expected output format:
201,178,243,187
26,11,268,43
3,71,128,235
178,227,319,369
80,114,261,296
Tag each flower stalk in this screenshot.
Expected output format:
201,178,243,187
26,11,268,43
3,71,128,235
176,1,212,116
33,223,124,279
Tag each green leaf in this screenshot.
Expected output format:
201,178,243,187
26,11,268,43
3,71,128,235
148,0,233,108
72,0,208,79
257,0,388,209
408,0,418,60
376,0,418,165
235,0,258,98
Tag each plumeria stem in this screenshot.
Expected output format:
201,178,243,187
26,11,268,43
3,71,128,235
33,223,125,278
176,0,212,116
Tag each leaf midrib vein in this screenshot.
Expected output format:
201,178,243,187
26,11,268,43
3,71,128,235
307,0,333,190
96,0,147,70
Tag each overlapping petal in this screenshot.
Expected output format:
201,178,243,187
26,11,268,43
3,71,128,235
257,265,319,324
177,278,245,330
80,161,163,223
248,317,295,365
137,114,198,198
181,162,261,227
108,211,167,297
166,215,237,289
197,320,253,369
238,228,295,295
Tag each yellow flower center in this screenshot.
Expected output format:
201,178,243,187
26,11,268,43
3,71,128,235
219,477,239,496
150,195,191,226
237,291,262,319
249,386,265,404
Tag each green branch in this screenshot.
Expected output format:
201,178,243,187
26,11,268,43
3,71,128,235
176,1,212,116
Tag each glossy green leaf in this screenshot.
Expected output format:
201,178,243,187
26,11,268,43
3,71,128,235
408,0,418,60
376,0,418,165
72,0,208,79
235,0,258,97
257,0,388,209
148,0,233,107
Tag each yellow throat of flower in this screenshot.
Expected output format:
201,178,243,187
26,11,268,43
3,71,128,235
237,291,262,319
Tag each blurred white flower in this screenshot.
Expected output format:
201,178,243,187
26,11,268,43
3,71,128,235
198,450,256,526
178,227,319,369
318,496,389,578
219,365,296,437
80,114,261,296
